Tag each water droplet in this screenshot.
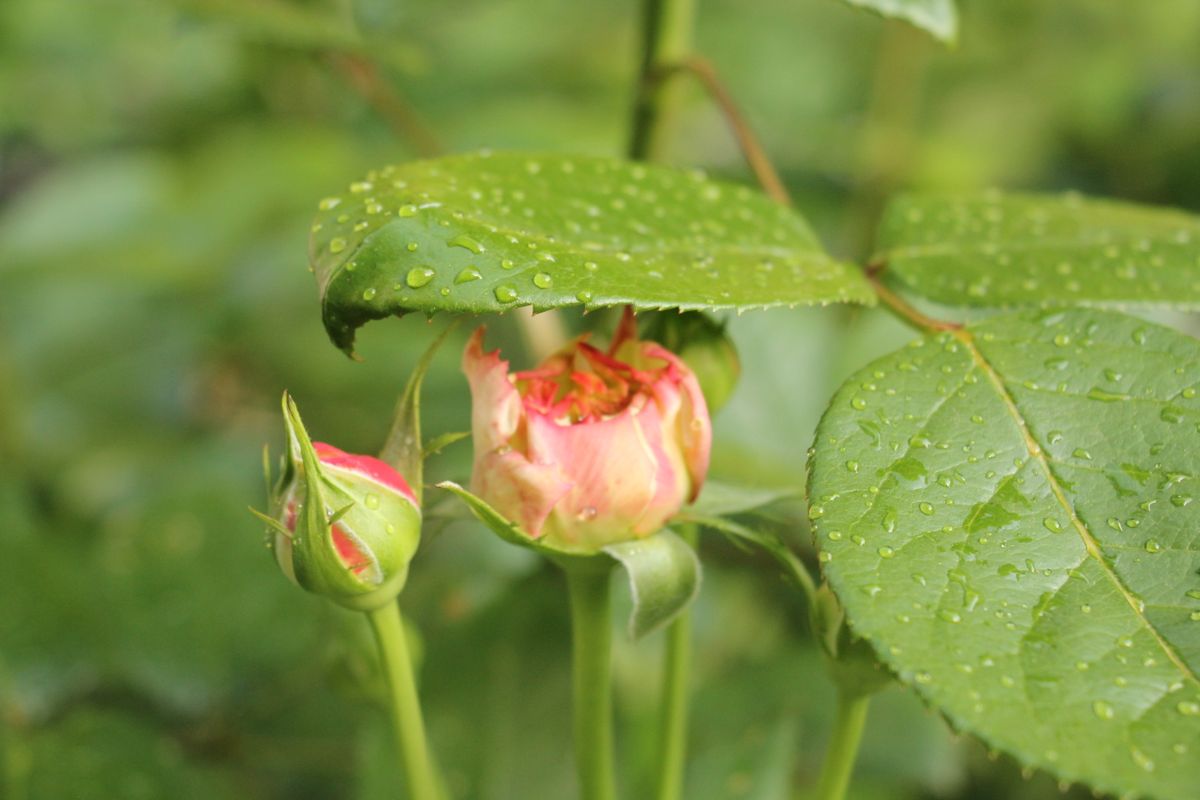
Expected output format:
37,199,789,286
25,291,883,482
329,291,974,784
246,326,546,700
362,287,377,301
1071,448,1092,460
576,290,594,303
1053,333,1071,347
1144,539,1162,554
364,493,380,509
1177,701,1200,716
878,546,896,559
318,196,341,210
918,502,934,516
1092,700,1115,720
1130,747,1154,773
397,204,418,217
494,285,518,303
1043,517,1064,533
1131,327,1148,345
818,551,833,563
455,267,481,284
406,267,435,288
845,460,860,473
851,397,868,410
329,237,347,254
533,272,554,289
938,609,962,623
448,234,485,254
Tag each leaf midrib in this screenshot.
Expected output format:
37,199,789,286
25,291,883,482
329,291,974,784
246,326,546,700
884,233,1198,262
955,327,1200,690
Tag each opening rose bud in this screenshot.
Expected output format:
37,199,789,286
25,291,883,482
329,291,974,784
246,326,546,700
263,395,422,611
464,309,712,554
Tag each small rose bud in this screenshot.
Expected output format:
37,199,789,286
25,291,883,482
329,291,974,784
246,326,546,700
463,309,712,554
642,311,740,412
262,394,421,610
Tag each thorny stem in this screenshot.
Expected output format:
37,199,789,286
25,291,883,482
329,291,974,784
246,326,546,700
650,58,792,206
327,53,443,157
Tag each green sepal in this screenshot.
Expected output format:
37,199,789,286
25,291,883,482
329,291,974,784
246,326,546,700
378,318,462,503
602,531,700,639
437,481,701,638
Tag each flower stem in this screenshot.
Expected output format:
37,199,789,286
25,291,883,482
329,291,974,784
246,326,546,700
815,688,871,800
629,0,696,160
653,530,694,800
565,563,618,800
366,603,441,800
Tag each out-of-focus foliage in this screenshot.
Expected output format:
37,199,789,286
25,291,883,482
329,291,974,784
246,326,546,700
1,0,1197,798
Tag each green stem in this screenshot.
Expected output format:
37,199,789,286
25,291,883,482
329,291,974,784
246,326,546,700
565,563,618,800
652,530,694,800
815,688,871,800
366,603,441,800
628,0,696,160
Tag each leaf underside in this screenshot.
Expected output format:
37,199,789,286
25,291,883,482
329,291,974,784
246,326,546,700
877,191,1200,309
808,307,1200,799
309,151,874,353
837,0,958,44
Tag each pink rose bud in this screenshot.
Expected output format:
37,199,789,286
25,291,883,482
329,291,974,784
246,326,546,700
265,395,422,610
463,309,712,554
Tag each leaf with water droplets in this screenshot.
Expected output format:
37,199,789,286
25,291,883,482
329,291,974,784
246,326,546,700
876,191,1200,308
809,307,1200,799
835,0,958,44
308,151,873,353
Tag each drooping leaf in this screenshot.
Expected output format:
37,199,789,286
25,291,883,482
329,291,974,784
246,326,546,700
876,191,1200,308
808,307,1200,799
835,0,958,44
309,151,873,353
435,481,699,639
604,530,700,639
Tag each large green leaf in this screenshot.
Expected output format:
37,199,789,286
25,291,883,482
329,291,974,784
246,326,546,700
808,307,1200,799
876,191,1200,308
308,152,873,353
835,0,957,44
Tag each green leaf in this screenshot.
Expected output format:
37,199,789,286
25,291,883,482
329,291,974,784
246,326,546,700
604,530,700,639
687,480,799,518
876,191,1200,308
377,318,460,500
435,481,699,639
309,152,873,353
808,307,1200,798
836,0,958,44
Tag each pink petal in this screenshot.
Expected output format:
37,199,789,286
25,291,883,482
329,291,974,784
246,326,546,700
313,441,418,505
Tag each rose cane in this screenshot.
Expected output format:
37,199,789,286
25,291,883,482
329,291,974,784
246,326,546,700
462,309,712,800
256,394,440,800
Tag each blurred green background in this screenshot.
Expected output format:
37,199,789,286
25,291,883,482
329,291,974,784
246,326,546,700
2,1,1198,798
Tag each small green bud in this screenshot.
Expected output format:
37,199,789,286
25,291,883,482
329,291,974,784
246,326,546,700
257,394,422,611
642,312,740,412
